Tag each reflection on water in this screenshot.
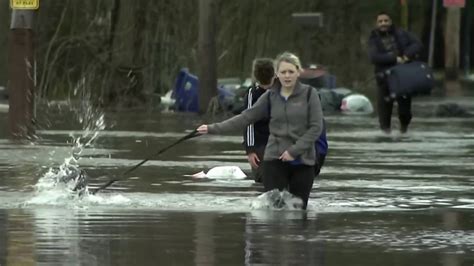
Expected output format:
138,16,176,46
0,96,474,265
1,208,473,265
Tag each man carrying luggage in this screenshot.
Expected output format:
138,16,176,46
368,11,422,134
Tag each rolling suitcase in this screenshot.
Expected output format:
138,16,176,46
386,61,434,98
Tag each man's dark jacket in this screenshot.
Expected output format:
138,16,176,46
368,25,422,74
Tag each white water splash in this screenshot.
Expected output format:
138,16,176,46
28,156,88,205
250,189,304,210
29,77,107,205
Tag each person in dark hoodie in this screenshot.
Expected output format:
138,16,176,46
197,52,324,210
368,11,422,134
242,58,275,183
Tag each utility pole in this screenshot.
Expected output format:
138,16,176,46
444,8,461,80
7,1,39,139
428,0,438,68
197,0,217,114
400,0,409,30
463,1,471,77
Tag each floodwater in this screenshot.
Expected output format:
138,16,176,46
0,95,474,266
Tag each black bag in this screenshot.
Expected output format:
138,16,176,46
386,61,434,98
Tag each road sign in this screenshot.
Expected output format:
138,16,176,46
291,13,324,27
443,0,465,8
10,0,39,10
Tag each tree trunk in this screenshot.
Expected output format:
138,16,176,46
400,0,409,29
444,7,461,80
0,1,9,86
198,0,218,114
107,0,148,107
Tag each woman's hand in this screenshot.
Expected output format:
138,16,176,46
247,152,260,168
196,124,208,134
279,151,294,162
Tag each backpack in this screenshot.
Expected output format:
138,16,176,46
317,120,328,156
267,87,329,158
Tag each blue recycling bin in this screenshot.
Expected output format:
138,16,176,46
172,68,200,112
172,68,236,113
325,74,336,89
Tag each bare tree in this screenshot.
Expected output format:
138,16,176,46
0,0,441,110
107,0,149,107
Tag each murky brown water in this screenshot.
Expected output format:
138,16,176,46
1,95,474,265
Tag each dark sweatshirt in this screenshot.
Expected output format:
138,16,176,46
242,84,270,154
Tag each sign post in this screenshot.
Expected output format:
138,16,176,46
10,0,39,10
7,0,39,139
443,0,465,8
291,13,323,67
464,1,471,77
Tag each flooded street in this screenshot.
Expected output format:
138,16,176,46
1,96,474,265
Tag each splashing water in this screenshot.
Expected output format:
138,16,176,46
30,77,107,203
31,132,98,203
71,77,106,151
30,159,88,203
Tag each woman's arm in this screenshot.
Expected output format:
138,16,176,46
205,91,270,134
